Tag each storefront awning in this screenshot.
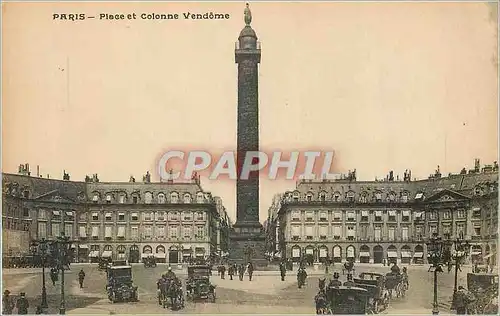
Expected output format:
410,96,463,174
413,252,424,258
155,253,166,259
101,251,112,258
141,253,153,258
79,244,89,249
401,251,411,258
387,251,398,258
360,252,370,257
472,250,482,255
89,251,99,257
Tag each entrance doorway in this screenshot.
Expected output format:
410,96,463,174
129,245,140,263
373,245,383,264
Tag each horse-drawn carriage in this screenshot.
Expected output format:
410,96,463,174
106,265,138,303
384,272,407,299
186,265,216,302
143,256,157,268
354,273,389,314
465,272,498,314
318,286,370,314
157,273,185,310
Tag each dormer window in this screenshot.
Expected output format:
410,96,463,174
474,186,483,196
346,191,355,202
23,190,29,198
401,192,409,203
333,192,341,202
375,192,382,202
144,192,153,204
319,192,326,202
196,192,204,203
92,194,99,203
158,193,166,204
183,193,192,203
106,195,112,203
170,192,179,203
119,194,126,204
293,192,300,202
132,196,138,204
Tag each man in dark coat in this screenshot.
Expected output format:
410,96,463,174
50,267,58,286
228,264,234,280
78,269,86,288
279,261,287,281
2,290,14,314
247,262,254,281
220,265,226,279
16,292,29,315
238,264,245,281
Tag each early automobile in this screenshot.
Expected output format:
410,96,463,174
112,260,127,266
324,286,370,314
143,256,157,268
354,273,389,313
185,265,216,302
466,273,498,314
106,265,139,303
384,272,407,299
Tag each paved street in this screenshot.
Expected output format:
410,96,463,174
3,263,469,314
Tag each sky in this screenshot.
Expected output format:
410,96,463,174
2,1,498,224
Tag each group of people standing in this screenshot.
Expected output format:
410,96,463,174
2,291,30,315
217,262,254,281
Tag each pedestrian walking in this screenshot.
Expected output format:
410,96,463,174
279,261,287,281
2,290,14,314
247,262,254,281
238,264,245,281
220,265,226,279
78,269,86,288
15,292,29,315
228,264,234,280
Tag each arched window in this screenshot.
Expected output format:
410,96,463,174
333,192,341,202
292,191,300,202
143,245,153,254
92,192,100,203
306,192,314,202
183,193,192,203
156,245,166,254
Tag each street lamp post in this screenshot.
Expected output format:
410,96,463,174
427,233,445,315
450,237,470,309
30,239,50,309
56,232,71,315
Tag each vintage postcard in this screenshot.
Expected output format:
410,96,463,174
1,0,498,315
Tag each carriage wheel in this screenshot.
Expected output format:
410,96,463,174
373,300,379,313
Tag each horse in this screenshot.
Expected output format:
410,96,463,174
164,278,184,310
314,291,330,314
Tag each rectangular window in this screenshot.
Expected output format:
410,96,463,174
442,224,451,236
402,227,409,241
375,211,382,222
374,226,381,241
457,210,466,219
319,211,327,221
456,223,465,239
347,211,355,221
472,208,481,218
131,213,138,221
319,226,328,239
429,212,438,220
131,227,139,239
388,211,396,222
105,226,112,239
156,212,165,221
291,225,301,237
360,225,368,239
105,213,112,221
51,223,60,237
117,226,125,238
361,211,369,222
156,226,165,238
92,226,99,238
183,226,192,238
92,212,99,221
143,226,152,239
429,225,437,236
196,212,204,221
23,208,29,217
38,222,47,238
118,213,125,221
79,226,87,238
38,209,47,219
143,212,152,221
442,211,451,220
291,211,300,221
65,224,72,238
415,226,423,240
402,210,410,221
347,226,355,240
196,226,204,239
119,195,125,204
169,212,179,221
333,226,341,239
170,226,178,238
305,211,314,221
183,212,192,221
388,227,395,240
305,226,314,239
333,211,342,221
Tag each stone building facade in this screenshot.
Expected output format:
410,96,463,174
2,168,231,263
266,161,498,266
